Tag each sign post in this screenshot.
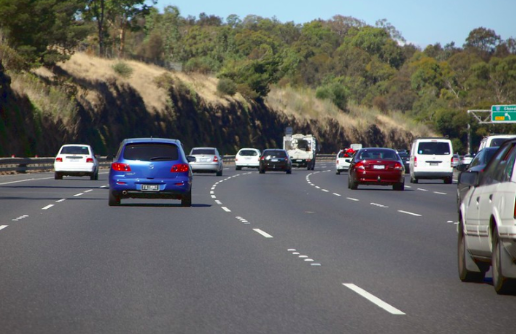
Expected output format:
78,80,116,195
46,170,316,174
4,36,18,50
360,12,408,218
491,105,516,123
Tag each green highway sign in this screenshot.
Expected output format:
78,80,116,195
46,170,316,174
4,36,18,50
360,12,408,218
491,105,516,123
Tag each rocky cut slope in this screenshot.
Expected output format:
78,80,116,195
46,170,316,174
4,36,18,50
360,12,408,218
1,53,432,157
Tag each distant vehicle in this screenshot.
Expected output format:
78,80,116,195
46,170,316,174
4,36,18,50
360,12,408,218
189,147,224,176
335,149,354,175
452,153,460,167
283,134,317,170
461,153,474,165
458,138,516,294
54,144,99,180
397,151,410,172
409,137,454,184
235,148,261,170
259,149,292,174
478,134,516,152
456,147,498,207
108,138,194,207
348,147,405,191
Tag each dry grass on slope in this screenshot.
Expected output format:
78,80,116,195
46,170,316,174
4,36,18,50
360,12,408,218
266,86,435,141
58,53,239,112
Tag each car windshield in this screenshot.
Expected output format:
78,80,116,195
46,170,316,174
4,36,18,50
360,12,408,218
123,143,178,161
263,150,287,158
357,150,397,160
482,148,498,164
61,146,90,155
239,150,258,156
191,149,216,155
490,138,515,147
417,142,450,155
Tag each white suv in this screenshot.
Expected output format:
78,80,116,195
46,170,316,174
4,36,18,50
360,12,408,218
478,134,516,152
409,137,454,184
458,139,516,294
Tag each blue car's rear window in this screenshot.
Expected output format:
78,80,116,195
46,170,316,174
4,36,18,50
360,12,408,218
123,143,179,161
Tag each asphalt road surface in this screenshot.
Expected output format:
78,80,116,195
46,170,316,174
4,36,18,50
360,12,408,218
1,164,515,333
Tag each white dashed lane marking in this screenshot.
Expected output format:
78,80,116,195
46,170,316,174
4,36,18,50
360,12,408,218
371,203,388,208
253,229,273,238
398,210,422,217
0,225,8,231
343,283,405,315
42,205,54,210
222,207,231,212
12,215,29,221
347,197,359,202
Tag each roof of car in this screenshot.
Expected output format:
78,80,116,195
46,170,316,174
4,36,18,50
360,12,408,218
121,137,180,144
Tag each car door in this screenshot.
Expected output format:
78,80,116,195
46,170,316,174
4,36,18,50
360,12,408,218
470,143,516,256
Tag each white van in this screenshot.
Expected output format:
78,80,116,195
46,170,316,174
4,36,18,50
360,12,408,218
478,134,516,152
409,137,454,184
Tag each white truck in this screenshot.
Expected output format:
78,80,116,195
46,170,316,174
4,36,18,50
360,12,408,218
283,134,317,170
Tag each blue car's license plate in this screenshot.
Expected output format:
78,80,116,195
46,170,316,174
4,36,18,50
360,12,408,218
142,184,159,191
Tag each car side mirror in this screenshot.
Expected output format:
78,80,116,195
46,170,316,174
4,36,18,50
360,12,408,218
187,155,196,162
456,164,468,172
459,170,480,187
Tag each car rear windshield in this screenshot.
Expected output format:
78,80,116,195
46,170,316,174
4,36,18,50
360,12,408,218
263,150,287,158
490,138,515,147
123,143,179,161
191,148,216,155
239,150,258,156
417,142,451,155
357,150,397,160
61,146,90,155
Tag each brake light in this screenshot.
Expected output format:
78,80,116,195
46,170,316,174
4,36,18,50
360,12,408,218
55,157,63,162
235,157,239,161
171,163,189,172
213,156,219,162
86,158,94,163
393,162,403,170
414,156,417,167
355,162,365,170
260,156,265,160
111,162,131,171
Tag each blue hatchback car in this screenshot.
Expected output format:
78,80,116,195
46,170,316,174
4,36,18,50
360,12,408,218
108,138,194,207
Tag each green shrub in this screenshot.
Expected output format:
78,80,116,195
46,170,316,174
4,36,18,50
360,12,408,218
217,78,237,96
315,83,349,111
153,73,175,90
112,61,133,78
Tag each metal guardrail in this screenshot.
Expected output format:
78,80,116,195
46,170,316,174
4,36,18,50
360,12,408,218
0,154,337,174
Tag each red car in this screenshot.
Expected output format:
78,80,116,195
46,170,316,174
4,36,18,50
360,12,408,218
348,148,405,190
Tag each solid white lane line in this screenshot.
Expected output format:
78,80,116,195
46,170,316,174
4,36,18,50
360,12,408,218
434,191,447,195
398,210,422,217
288,249,296,252
215,200,222,205
0,177,52,185
74,193,83,197
347,197,359,202
0,225,8,231
343,283,405,315
311,263,321,266
56,199,66,203
42,205,54,210
222,207,231,212
253,229,273,238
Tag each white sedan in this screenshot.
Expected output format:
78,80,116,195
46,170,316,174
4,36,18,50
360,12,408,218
335,149,353,174
458,138,516,294
235,148,261,170
54,144,99,180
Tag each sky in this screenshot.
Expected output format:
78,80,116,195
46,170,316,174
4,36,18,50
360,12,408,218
157,0,516,48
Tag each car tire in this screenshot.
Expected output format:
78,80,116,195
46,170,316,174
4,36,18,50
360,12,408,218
458,223,485,282
236,166,242,171
492,227,516,294
54,172,62,180
108,191,121,206
90,172,96,180
286,169,292,174
336,170,340,175
216,170,223,176
410,175,418,184
349,176,358,190
181,190,192,207
259,168,265,174
393,182,405,191
444,176,453,184
94,171,99,180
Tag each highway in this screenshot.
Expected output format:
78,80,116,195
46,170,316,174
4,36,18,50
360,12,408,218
0,163,515,333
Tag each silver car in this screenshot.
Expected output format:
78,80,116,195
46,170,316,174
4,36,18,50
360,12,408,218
189,147,223,176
